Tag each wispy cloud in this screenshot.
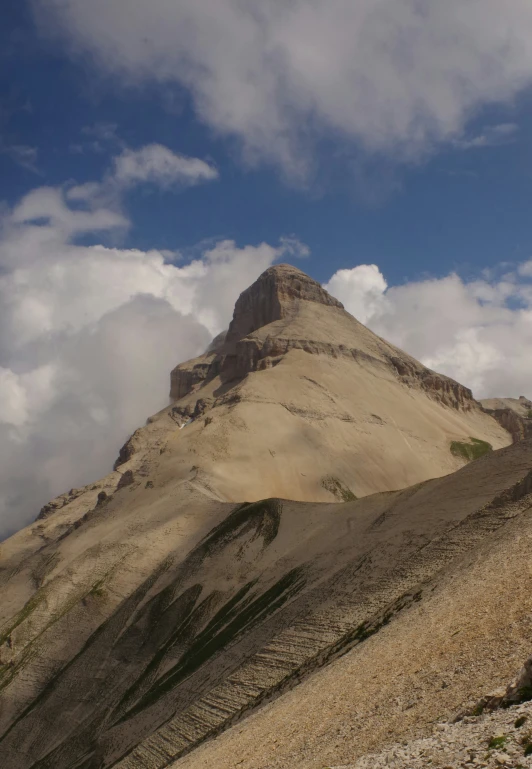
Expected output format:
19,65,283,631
69,122,122,154
81,122,119,143
112,144,219,189
452,123,519,151
65,143,219,208
1,144,40,174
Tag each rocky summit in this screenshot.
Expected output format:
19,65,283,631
1,264,531,769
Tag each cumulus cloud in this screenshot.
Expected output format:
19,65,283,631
325,264,532,399
0,182,301,538
324,265,388,324
33,0,532,174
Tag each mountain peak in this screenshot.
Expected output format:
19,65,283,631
225,263,343,345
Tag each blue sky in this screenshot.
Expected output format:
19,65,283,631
3,1,532,286
2,0,532,536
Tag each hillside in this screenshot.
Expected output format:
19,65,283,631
169,438,532,769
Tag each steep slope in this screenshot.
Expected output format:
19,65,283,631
0,264,519,769
169,441,532,769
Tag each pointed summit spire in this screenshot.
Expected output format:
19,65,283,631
225,263,344,345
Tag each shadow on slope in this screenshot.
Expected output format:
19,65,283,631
1,442,532,769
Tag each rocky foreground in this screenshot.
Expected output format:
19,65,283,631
344,701,532,769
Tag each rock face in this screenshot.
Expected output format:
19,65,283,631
481,396,532,443
225,263,344,345
170,264,343,400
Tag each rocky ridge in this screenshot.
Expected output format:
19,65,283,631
170,264,476,413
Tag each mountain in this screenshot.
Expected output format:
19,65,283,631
165,263,509,502
0,264,525,769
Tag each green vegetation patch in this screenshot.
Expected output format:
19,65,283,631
90,580,106,598
321,476,357,502
518,685,532,703
0,591,44,647
488,734,507,750
450,437,493,462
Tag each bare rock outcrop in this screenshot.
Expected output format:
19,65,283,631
481,403,532,443
388,355,475,411
116,470,135,490
472,655,532,713
114,428,144,470
224,263,343,346
37,487,85,520
169,354,222,401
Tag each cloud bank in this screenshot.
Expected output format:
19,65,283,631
34,0,532,174
324,264,532,399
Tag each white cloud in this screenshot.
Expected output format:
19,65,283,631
66,181,102,201
0,368,29,427
0,182,302,538
518,260,532,278
112,144,218,188
63,143,218,208
33,0,532,175
324,265,388,324
11,186,128,238
325,264,532,401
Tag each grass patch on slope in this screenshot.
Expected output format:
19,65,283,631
488,734,507,750
450,437,493,462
